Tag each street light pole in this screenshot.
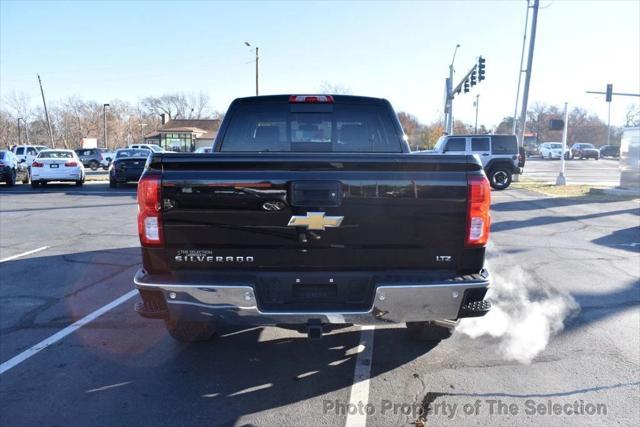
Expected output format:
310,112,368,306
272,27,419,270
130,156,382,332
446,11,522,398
474,95,480,133
447,44,460,135
103,104,110,149
244,42,259,96
556,102,568,186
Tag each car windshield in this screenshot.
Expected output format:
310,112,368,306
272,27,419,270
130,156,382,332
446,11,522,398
549,143,562,149
38,151,73,158
581,144,596,149
116,149,150,159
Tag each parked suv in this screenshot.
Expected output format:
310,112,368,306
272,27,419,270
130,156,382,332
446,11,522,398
75,148,109,170
11,145,45,168
569,143,599,160
427,134,523,190
599,145,620,159
0,150,30,185
540,142,569,159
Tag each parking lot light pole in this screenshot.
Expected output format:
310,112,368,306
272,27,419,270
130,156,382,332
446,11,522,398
17,117,23,145
556,102,568,186
244,42,259,96
103,104,110,149
447,44,460,134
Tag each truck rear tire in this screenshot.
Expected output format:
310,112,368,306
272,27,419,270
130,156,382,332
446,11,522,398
406,321,453,342
164,319,216,342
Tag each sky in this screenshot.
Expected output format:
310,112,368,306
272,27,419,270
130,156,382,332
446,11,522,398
1,0,639,129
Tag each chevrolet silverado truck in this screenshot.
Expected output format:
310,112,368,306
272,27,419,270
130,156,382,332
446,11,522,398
133,95,491,343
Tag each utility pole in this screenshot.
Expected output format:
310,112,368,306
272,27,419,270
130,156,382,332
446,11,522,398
37,74,55,148
103,103,110,149
17,118,23,145
517,0,539,144
513,0,531,134
515,0,539,182
474,95,480,133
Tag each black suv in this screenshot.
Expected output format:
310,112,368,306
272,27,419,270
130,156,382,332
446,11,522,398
599,145,620,159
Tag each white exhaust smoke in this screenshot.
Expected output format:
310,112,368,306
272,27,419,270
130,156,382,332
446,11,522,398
457,265,579,364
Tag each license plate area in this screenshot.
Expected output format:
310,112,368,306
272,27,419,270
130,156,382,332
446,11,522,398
292,283,338,300
256,273,374,312
50,164,59,168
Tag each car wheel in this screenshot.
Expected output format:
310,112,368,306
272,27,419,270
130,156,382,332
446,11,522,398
22,169,30,184
75,180,83,186
406,321,453,343
164,319,216,342
547,153,552,160
488,168,512,190
6,169,16,186
89,161,99,171
595,156,599,161
102,165,109,171
109,179,117,188
31,180,39,188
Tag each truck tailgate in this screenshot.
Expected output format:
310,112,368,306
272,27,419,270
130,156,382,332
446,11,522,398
156,153,479,272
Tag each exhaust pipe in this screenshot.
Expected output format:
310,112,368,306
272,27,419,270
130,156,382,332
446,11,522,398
433,319,459,330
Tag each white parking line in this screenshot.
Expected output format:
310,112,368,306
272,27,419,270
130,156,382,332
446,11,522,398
345,325,375,427
0,246,48,263
0,289,137,375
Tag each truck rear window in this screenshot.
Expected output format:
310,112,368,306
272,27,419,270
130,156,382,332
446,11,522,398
220,103,402,153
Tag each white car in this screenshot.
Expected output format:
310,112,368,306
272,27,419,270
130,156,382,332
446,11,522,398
31,149,85,188
129,144,164,153
540,142,567,159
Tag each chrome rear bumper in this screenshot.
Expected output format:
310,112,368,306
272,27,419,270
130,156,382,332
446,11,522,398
133,269,490,325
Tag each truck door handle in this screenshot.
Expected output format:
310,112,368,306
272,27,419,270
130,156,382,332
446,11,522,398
482,153,489,156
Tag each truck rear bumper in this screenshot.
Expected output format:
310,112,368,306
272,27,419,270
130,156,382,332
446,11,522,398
133,269,491,325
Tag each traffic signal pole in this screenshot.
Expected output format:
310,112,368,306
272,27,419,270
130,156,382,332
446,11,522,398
444,55,485,135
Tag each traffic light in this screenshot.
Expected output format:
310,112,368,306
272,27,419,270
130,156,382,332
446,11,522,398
464,80,470,93
478,56,486,81
470,69,477,86
606,83,613,102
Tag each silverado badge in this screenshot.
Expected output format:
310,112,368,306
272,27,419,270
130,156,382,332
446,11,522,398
287,212,344,231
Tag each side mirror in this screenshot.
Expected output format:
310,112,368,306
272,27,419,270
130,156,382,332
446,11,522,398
19,158,26,163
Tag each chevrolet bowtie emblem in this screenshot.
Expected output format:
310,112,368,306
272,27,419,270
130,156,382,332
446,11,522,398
287,212,344,231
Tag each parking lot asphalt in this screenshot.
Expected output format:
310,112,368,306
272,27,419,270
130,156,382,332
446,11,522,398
0,182,638,426
523,157,621,185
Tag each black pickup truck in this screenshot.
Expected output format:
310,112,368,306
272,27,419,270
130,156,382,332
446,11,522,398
133,95,491,343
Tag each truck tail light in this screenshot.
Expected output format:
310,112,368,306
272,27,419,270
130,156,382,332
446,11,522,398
465,174,491,247
32,161,44,168
289,95,334,103
137,174,163,247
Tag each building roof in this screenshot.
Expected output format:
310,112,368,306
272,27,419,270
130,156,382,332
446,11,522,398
144,119,220,140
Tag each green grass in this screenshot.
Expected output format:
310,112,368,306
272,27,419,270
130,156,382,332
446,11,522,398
511,181,638,200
